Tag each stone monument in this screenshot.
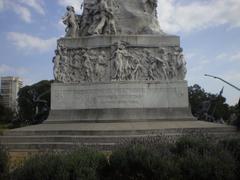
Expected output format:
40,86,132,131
48,0,192,123
1,0,236,152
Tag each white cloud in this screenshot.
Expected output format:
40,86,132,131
216,51,240,63
0,0,45,23
0,0,3,11
223,71,240,83
19,0,45,15
7,32,57,53
11,3,32,23
0,64,35,85
0,64,29,76
158,0,240,33
230,52,240,62
58,0,83,14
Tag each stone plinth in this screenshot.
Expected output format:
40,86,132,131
45,81,193,123
58,35,180,49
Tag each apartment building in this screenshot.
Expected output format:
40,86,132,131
0,76,23,111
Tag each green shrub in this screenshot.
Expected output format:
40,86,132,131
176,149,236,180
11,148,107,180
9,136,240,180
101,144,179,180
0,145,9,180
174,136,236,180
220,138,240,178
11,153,69,180
173,135,214,155
64,148,107,180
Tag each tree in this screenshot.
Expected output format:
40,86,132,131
0,97,14,124
230,99,240,129
188,84,231,122
17,80,52,125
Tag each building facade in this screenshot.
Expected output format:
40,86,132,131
0,76,23,111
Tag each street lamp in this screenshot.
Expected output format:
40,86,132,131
204,74,240,92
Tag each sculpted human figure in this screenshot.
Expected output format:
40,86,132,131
62,6,78,38
159,49,169,80
143,0,158,17
167,51,177,79
52,50,61,81
111,42,131,80
88,0,116,35
95,51,107,81
83,53,93,82
131,58,144,80
176,53,187,80
81,0,96,35
147,51,168,80
105,8,117,34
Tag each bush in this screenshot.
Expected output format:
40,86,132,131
101,144,179,180
9,136,240,180
11,148,107,180
64,148,107,180
11,153,68,180
173,135,214,155
174,136,236,180
0,145,9,180
220,138,240,178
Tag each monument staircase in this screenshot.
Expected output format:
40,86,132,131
1,121,237,152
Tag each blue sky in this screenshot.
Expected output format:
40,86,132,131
0,0,240,105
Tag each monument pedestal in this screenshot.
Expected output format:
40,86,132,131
46,81,193,123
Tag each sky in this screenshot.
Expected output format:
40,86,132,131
0,0,240,105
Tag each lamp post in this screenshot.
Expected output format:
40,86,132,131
204,74,240,119
204,74,240,92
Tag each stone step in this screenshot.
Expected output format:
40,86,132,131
1,132,238,144
4,126,236,137
2,142,116,151
1,131,239,151
0,134,158,144
1,121,237,152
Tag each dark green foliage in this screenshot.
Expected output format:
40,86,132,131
188,84,232,122
231,99,240,129
9,136,240,180
174,136,236,180
173,135,213,155
64,148,107,180
220,138,240,178
101,136,237,180
101,144,179,180
11,148,107,180
0,102,14,124
17,80,52,125
11,153,68,180
0,145,9,180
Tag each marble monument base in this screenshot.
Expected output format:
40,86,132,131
45,81,194,123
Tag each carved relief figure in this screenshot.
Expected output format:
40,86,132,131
146,50,168,81
175,48,187,80
143,0,158,17
111,42,131,80
62,6,78,38
53,41,186,83
130,58,144,80
52,50,61,81
95,51,107,81
83,52,93,82
87,0,117,35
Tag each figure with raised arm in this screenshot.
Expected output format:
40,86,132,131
62,6,78,38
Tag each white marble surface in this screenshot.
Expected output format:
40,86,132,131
51,81,189,110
